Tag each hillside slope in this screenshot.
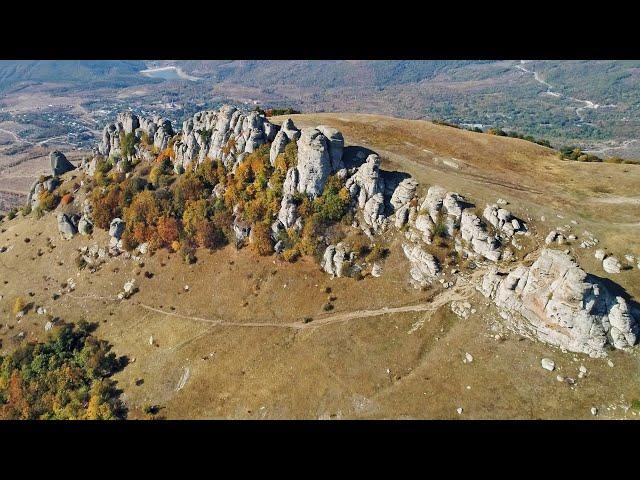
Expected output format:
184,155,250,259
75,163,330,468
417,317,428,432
1,112,639,419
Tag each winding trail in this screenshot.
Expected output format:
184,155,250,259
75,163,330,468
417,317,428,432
515,61,616,121
137,288,469,332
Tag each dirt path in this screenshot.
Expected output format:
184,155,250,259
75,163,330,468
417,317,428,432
137,287,469,332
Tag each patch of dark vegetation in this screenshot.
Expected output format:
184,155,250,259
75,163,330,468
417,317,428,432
0,320,128,420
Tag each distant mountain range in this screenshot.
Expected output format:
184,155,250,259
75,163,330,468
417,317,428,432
0,60,637,157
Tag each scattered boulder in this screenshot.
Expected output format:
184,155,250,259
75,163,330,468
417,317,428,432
541,358,555,371
483,204,526,237
78,216,93,236
603,256,622,274
57,213,77,239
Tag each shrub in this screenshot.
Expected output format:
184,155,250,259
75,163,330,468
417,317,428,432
433,214,448,238
195,159,225,188
179,242,197,264
182,199,210,239
21,204,32,216
365,243,389,263
282,247,300,262
123,190,161,247
149,157,173,187
194,219,226,249
250,222,274,256
75,254,87,270
119,131,136,158
91,185,123,229
314,176,350,223
156,147,175,165
121,176,147,207
157,216,180,247
171,172,207,216
60,193,74,206
38,190,60,211
7,208,17,220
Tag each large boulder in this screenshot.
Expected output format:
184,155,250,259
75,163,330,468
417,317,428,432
78,216,93,236
321,243,350,277
402,243,440,287
460,210,501,262
295,128,332,197
390,178,418,210
316,125,345,172
57,213,77,239
479,249,640,357
270,129,289,166
109,218,125,240
50,151,75,176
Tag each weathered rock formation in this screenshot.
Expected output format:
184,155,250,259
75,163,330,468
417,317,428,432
402,243,440,287
321,243,351,277
99,111,174,159
50,151,75,177
479,249,639,357
173,106,277,170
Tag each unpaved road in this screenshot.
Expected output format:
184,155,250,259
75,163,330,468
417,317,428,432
138,286,469,331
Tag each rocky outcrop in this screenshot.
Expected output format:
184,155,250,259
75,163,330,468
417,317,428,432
232,217,251,246
321,243,351,277
402,243,440,287
390,178,418,210
345,154,386,231
295,128,333,198
50,151,75,177
26,176,60,209
460,210,502,262
270,130,289,166
316,125,344,172
421,185,447,223
173,106,276,170
483,204,526,237
108,218,125,249
479,249,639,357
269,118,302,166
99,112,174,158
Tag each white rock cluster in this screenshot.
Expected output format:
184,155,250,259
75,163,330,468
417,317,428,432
478,248,639,357
173,105,277,171
99,111,174,160
321,243,352,277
